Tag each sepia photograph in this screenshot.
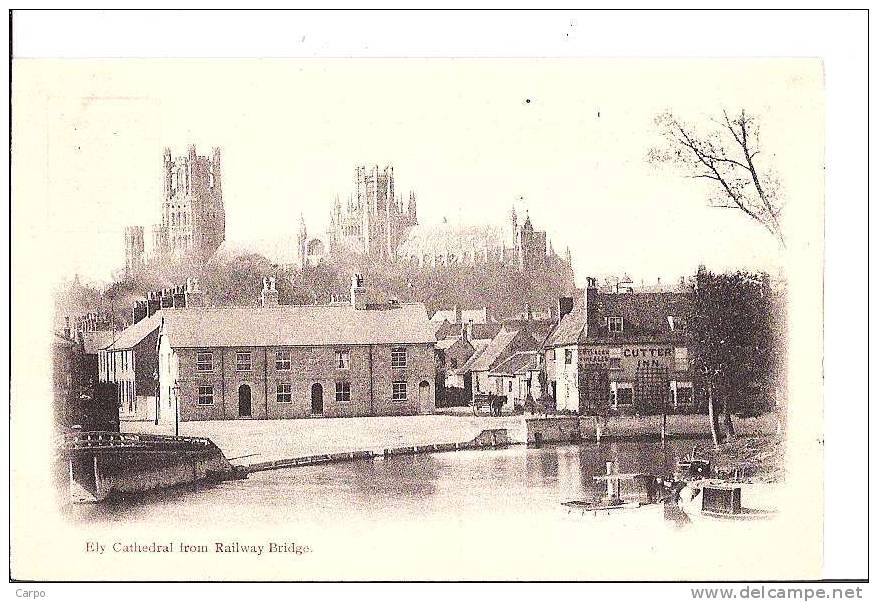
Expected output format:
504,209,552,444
7,8,867,588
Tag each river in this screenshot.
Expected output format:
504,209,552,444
67,438,702,526
57,438,796,580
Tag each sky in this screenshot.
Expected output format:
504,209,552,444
14,58,823,287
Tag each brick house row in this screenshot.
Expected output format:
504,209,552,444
155,276,437,423
100,275,437,424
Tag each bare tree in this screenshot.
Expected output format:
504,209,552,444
650,109,785,249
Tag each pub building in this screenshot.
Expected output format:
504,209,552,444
543,277,694,414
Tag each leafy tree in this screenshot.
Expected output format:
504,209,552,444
689,266,780,445
650,109,785,248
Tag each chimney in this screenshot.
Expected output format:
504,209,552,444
466,319,474,341
460,320,470,343
147,291,161,316
185,278,206,308
260,276,279,308
584,276,599,337
350,273,366,310
132,300,148,324
558,296,574,322
454,305,461,323
172,284,187,308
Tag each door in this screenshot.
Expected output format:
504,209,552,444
310,383,323,415
238,384,252,417
418,380,431,413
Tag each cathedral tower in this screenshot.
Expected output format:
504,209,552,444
153,145,225,262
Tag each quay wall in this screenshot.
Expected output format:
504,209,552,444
69,448,233,503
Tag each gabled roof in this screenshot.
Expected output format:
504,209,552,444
544,305,587,348
544,291,692,347
489,350,540,376
103,312,163,351
160,303,436,348
454,338,492,374
468,328,539,372
470,323,502,340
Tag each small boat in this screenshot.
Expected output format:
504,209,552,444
561,462,668,518
676,480,779,522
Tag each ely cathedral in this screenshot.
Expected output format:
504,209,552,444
299,164,575,287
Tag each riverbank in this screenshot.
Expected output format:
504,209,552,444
123,411,780,470
704,433,785,483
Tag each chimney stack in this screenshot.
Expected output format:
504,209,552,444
185,278,206,308
351,273,366,310
260,276,279,308
558,296,574,322
132,300,148,324
172,284,187,308
584,276,598,337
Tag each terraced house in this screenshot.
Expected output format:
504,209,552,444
155,275,437,423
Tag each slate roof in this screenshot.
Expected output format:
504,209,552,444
544,291,692,347
101,313,162,352
160,303,436,348
489,350,540,376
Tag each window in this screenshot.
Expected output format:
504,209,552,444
616,385,633,405
276,383,292,404
276,349,291,371
236,351,252,372
196,351,213,372
508,381,513,392
549,349,556,360
608,317,624,333
392,381,407,401
335,350,350,370
668,316,687,331
564,349,573,365
335,381,351,402
674,347,689,372
198,385,214,405
391,347,407,369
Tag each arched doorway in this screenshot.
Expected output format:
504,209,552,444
238,384,252,417
418,380,431,411
310,383,323,415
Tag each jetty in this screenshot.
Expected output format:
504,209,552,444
59,431,241,503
